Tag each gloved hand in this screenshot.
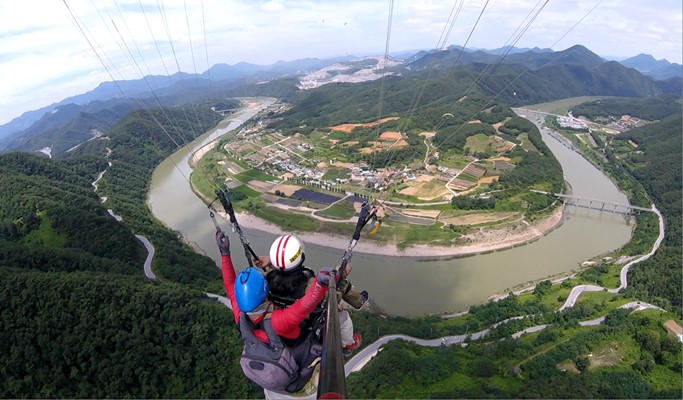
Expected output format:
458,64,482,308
254,256,271,270
215,231,230,256
316,267,340,287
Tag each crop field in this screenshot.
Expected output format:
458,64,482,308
246,180,275,192
416,180,451,200
400,209,442,218
233,169,277,183
456,172,478,182
231,184,260,198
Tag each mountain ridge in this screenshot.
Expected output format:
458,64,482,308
1,44,680,155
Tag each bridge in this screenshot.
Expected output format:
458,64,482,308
531,190,654,213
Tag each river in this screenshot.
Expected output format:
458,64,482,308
148,99,632,316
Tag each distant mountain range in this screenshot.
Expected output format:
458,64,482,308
0,44,680,156
619,53,683,81
0,57,351,147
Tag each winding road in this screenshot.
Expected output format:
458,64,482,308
91,150,156,280
559,204,663,311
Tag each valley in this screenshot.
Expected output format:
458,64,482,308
0,40,680,398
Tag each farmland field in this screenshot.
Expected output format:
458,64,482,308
234,169,277,183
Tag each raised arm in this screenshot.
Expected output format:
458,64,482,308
271,268,334,339
217,231,241,323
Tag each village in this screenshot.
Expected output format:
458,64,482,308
215,104,529,230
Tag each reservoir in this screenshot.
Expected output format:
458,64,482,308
148,99,633,316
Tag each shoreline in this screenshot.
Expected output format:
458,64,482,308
209,206,565,258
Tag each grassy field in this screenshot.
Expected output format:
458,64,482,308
190,154,225,201
231,184,261,198
383,221,461,250
322,166,352,181
524,96,618,114
317,200,356,219
465,133,494,153
233,168,277,183
250,205,320,232
575,290,630,312
25,212,68,248
438,150,471,170
517,132,539,152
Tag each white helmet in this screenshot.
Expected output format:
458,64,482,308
269,235,305,272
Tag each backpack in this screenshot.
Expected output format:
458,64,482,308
238,312,322,393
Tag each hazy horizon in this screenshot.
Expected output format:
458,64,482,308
1,0,681,125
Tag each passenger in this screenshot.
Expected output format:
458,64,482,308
256,234,367,355
216,231,333,392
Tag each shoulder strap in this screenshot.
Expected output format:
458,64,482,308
239,307,285,350
262,318,285,350
239,312,258,341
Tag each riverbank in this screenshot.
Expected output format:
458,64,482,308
207,204,565,258
189,141,218,167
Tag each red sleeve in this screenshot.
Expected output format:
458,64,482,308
221,254,241,324
271,280,328,340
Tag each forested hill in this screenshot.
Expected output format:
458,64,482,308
571,94,681,121
0,153,143,274
0,105,257,398
616,114,683,314
266,60,680,134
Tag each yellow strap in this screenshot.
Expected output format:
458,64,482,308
368,220,382,236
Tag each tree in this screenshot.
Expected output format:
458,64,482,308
574,356,590,373
534,280,552,296
472,358,497,377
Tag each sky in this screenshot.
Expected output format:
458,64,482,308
0,0,681,125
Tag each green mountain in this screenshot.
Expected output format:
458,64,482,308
616,114,683,312
5,43,682,158
0,153,142,273
571,94,682,121
0,106,257,398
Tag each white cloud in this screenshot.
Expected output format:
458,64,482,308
261,0,285,13
0,0,681,125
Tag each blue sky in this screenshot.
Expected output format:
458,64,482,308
0,0,681,125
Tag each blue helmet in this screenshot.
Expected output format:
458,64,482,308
235,268,269,313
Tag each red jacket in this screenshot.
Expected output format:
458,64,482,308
221,254,327,342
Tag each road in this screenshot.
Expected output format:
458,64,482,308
559,204,664,310
135,235,156,280
92,150,158,281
